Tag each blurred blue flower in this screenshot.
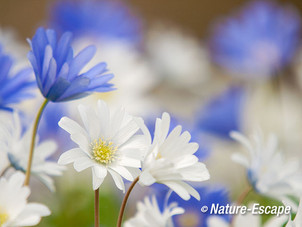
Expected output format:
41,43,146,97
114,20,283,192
210,1,301,78
196,86,245,139
27,27,114,102
145,114,209,160
0,46,35,111
151,185,231,227
38,102,72,155
50,0,142,44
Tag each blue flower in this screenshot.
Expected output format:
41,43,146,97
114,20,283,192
171,186,231,227
196,86,245,139
145,114,209,160
0,46,35,111
27,27,114,102
210,1,301,78
50,0,142,44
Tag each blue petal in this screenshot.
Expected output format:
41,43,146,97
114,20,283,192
68,45,96,80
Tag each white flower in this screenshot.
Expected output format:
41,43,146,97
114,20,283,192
230,130,302,201
285,198,302,227
0,112,65,191
124,195,184,227
146,24,210,88
138,112,210,200
58,100,146,191
0,172,50,227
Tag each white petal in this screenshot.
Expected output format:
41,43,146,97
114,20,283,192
92,168,105,190
139,170,156,186
108,169,125,192
58,148,86,165
73,157,96,172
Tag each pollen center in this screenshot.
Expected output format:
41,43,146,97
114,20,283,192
91,138,117,164
0,212,9,226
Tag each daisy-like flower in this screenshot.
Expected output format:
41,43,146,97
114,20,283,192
285,198,302,227
27,27,114,102
0,45,35,111
138,112,210,200
231,130,302,201
0,172,50,227
210,1,301,78
124,195,184,227
57,100,145,191
0,112,65,191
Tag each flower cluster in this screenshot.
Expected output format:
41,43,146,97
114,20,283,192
2,0,302,226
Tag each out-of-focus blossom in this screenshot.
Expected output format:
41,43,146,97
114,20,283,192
27,27,114,102
146,25,210,88
38,102,72,154
124,195,184,227
171,186,230,227
0,172,51,227
231,130,302,202
0,112,65,191
285,198,302,227
50,0,142,45
138,112,210,200
73,39,156,116
58,100,146,191
0,46,35,111
196,86,245,139
207,205,287,227
210,1,301,78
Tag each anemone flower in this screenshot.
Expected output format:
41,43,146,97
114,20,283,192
27,27,114,102
0,172,50,227
210,1,301,78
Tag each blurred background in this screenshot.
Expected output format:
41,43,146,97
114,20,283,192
1,0,302,226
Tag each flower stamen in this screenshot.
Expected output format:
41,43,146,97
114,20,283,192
91,138,117,164
0,212,9,226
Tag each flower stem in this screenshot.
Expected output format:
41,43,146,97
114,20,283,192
230,186,252,227
95,188,99,227
117,177,139,227
24,99,49,186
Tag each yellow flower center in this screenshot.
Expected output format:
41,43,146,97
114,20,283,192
156,152,162,160
0,212,9,226
91,138,117,164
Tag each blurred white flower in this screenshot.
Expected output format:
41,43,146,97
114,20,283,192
138,112,210,200
0,172,50,227
146,25,210,88
58,100,146,191
73,38,157,115
231,130,302,201
0,112,65,191
124,195,184,227
285,198,302,227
